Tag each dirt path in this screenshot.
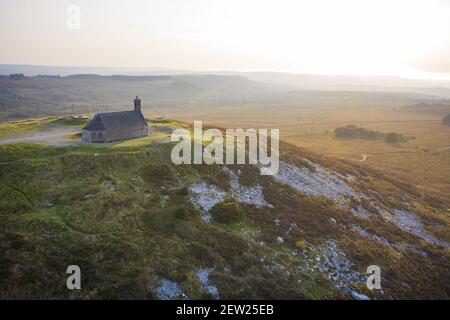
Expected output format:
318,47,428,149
433,145,450,153
358,144,450,162
0,127,80,146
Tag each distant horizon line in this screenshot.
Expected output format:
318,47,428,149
2,63,450,82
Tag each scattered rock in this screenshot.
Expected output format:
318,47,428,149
201,213,211,223
352,225,392,248
223,167,271,208
154,279,188,300
313,241,366,292
351,290,370,300
392,209,448,248
197,268,219,299
352,206,373,219
83,192,100,200
189,183,225,218
42,200,54,208
103,180,116,192
272,160,359,202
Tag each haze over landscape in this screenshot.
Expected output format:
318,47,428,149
1,0,450,79
0,0,449,301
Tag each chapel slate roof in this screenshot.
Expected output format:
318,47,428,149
83,111,147,131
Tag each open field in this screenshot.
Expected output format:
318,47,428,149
161,103,450,205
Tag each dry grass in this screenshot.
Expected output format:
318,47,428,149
162,104,450,205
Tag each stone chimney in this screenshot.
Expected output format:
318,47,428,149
134,96,141,113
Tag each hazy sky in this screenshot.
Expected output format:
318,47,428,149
1,0,449,79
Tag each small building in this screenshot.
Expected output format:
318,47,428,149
82,96,148,143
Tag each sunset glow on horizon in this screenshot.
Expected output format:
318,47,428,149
1,0,449,79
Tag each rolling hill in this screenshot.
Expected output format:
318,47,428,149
0,118,448,299
0,73,439,121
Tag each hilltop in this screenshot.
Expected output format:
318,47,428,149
0,117,449,299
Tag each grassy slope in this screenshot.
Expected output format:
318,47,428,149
164,104,450,205
0,119,449,299
0,116,88,139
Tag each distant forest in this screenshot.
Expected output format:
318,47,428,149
334,125,409,143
